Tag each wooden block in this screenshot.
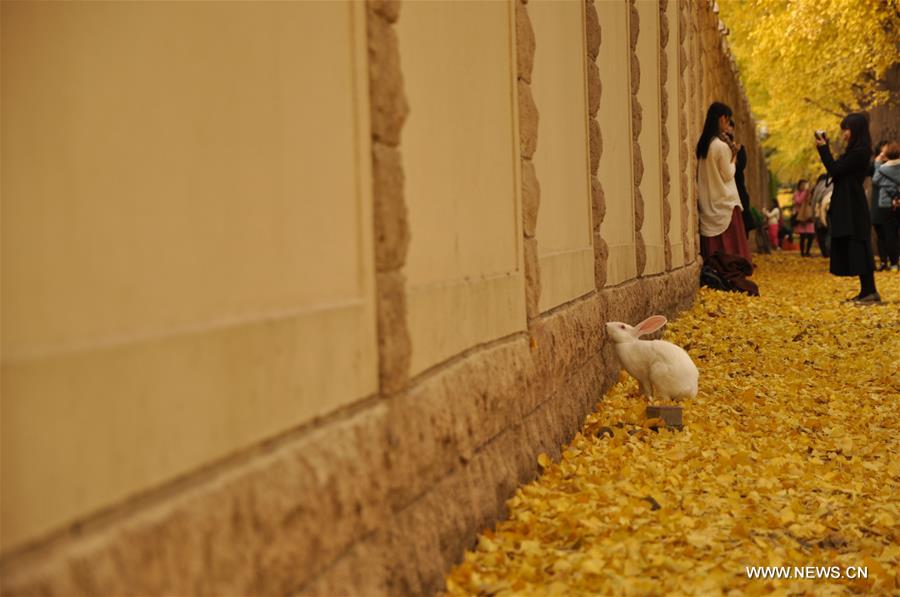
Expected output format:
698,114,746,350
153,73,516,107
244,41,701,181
646,404,683,429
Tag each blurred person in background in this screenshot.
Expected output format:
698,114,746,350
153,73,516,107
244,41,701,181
793,179,816,256
726,119,757,239
872,141,900,271
815,113,880,303
779,207,794,250
811,173,833,258
763,200,781,250
751,205,771,254
869,140,890,270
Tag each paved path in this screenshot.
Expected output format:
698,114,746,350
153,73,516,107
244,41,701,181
446,252,900,595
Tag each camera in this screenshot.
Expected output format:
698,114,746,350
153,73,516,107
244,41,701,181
815,130,827,140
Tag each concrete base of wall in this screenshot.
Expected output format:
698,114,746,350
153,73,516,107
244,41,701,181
0,262,700,597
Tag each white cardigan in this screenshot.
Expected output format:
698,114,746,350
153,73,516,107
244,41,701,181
697,137,741,236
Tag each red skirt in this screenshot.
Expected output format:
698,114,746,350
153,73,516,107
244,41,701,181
701,206,752,264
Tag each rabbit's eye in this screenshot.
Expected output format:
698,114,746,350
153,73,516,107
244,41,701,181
620,325,626,329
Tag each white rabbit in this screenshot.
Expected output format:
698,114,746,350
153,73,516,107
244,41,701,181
605,315,698,402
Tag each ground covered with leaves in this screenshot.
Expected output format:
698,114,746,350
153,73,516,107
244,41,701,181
447,252,899,595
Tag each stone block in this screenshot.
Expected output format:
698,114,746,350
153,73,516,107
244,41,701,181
593,233,608,289
591,176,605,227
631,95,642,139
635,232,646,277
376,271,411,394
629,2,640,51
518,81,539,159
372,143,409,271
661,126,670,164
367,16,408,147
524,237,541,319
385,386,465,511
297,533,390,596
589,117,602,174
630,52,641,96
585,4,601,61
384,338,535,511
604,279,643,328
521,158,541,238
386,472,469,596
663,198,672,235
530,298,604,382
587,60,601,115
516,2,536,83
520,398,563,461
660,84,669,120
633,186,644,229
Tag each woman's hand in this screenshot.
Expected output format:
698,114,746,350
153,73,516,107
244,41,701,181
814,134,827,147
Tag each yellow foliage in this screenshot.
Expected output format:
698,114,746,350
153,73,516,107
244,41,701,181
446,253,900,595
718,0,900,181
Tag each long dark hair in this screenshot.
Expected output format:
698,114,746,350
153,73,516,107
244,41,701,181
840,113,872,157
696,102,733,159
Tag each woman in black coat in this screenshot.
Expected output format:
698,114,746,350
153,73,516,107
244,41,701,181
727,119,756,238
815,113,880,302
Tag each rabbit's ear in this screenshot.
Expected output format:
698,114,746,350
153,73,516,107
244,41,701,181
634,315,667,337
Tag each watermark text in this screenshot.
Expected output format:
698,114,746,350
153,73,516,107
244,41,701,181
745,566,867,580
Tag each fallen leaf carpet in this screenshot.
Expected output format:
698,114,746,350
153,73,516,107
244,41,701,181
446,252,900,596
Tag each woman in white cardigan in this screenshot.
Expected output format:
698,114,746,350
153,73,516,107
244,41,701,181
696,102,752,263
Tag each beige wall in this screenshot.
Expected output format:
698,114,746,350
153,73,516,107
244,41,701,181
530,0,595,312
636,0,664,275
596,0,636,286
1,1,377,553
397,1,525,376
0,0,767,576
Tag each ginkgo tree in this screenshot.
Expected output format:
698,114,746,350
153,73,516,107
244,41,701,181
718,0,899,181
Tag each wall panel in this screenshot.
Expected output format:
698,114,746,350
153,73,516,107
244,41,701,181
397,1,525,376
530,0,594,312
636,0,664,275
1,1,377,552
596,1,636,285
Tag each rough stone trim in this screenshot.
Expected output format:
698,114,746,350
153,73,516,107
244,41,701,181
368,0,412,395
516,0,542,321
585,0,607,289
659,0,672,271
628,0,646,277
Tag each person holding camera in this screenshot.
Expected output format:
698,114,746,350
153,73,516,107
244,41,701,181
814,114,880,303
696,102,751,263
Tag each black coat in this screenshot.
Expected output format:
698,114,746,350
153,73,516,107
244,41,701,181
817,144,871,241
734,146,756,231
